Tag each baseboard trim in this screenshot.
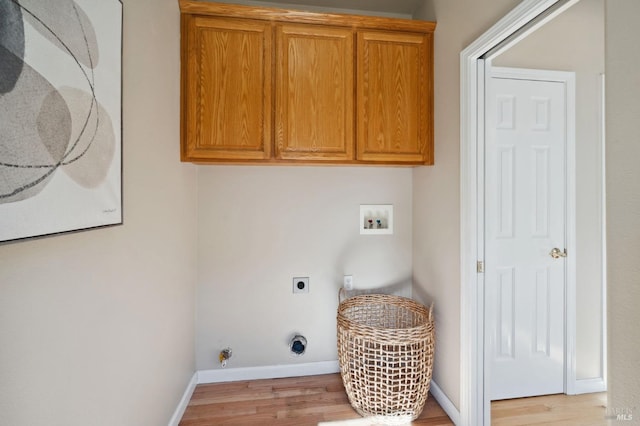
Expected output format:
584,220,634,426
197,360,341,384
168,372,197,426
574,377,606,394
430,380,461,425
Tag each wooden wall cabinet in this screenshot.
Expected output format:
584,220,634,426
275,24,354,161
181,15,272,161
179,0,435,165
357,30,433,164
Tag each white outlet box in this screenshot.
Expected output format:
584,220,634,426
360,204,393,235
293,277,309,293
343,275,353,290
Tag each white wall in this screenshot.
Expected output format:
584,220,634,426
0,0,198,424
492,0,605,381
412,0,516,410
605,0,640,415
196,166,412,369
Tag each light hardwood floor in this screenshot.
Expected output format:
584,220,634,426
179,373,606,425
179,374,451,425
491,392,607,426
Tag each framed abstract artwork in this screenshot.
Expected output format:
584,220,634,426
0,0,123,243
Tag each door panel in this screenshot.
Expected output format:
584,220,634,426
356,30,432,163
485,72,566,400
275,24,354,161
184,16,272,160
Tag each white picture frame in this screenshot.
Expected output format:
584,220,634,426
0,0,123,243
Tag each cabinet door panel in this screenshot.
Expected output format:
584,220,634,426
183,16,272,161
357,31,433,164
276,25,354,161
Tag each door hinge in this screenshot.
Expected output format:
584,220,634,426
477,261,484,273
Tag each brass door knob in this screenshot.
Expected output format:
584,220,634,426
549,247,567,259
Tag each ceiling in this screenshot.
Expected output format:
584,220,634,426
212,0,424,18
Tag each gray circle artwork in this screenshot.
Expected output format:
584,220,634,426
0,0,115,204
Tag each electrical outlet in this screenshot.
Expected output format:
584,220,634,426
292,277,309,293
343,275,353,290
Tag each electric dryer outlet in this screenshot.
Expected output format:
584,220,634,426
292,277,309,293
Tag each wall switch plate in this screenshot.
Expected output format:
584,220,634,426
343,275,353,290
293,277,309,293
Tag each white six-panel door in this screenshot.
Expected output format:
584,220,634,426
485,68,569,400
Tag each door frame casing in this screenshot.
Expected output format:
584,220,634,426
459,1,580,424
483,64,577,401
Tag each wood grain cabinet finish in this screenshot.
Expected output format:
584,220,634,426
275,24,354,161
181,15,272,161
179,0,435,165
357,30,433,164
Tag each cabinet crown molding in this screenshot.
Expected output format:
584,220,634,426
178,0,436,33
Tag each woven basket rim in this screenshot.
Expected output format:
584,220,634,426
337,294,434,340
338,293,432,320
338,293,430,307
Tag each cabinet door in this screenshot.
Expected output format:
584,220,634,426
275,24,354,161
357,30,433,164
182,16,272,161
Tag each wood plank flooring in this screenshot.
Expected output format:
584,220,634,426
491,392,607,426
179,373,452,425
179,373,607,425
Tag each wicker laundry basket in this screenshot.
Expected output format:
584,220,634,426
337,294,435,423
